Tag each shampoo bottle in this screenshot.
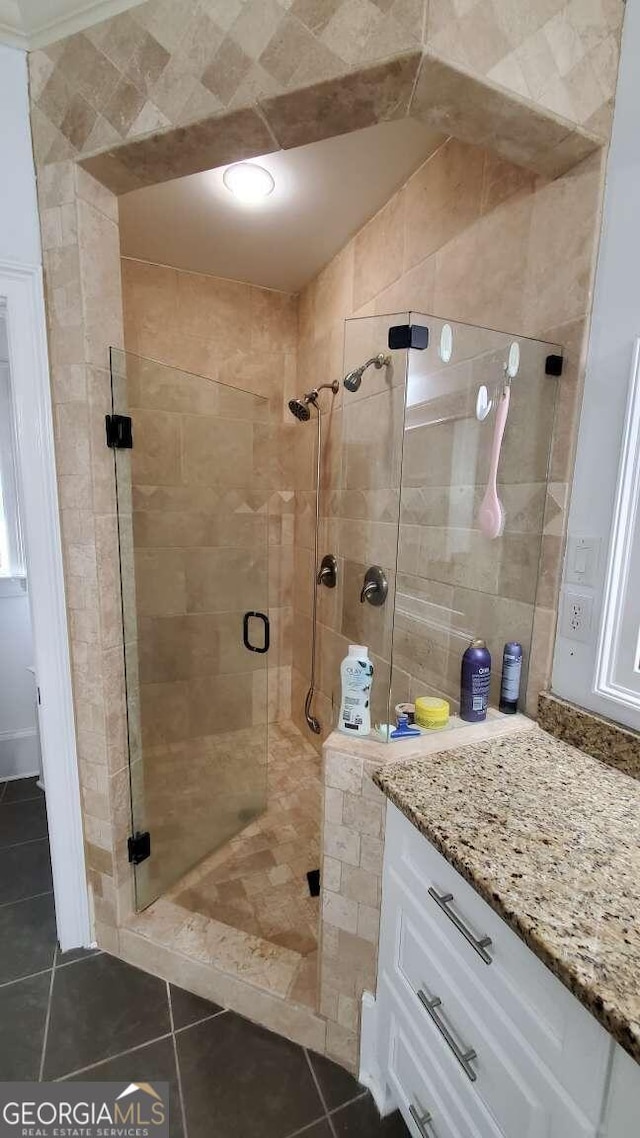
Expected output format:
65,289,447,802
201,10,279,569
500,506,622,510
460,638,491,723
339,645,373,736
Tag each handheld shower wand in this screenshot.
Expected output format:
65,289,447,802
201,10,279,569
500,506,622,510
287,379,339,734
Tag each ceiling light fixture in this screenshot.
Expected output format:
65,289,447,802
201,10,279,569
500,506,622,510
222,162,275,203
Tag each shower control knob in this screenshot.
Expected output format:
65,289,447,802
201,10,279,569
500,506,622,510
360,566,388,606
317,554,338,588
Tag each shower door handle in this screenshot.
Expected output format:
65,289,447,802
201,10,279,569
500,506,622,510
243,611,270,654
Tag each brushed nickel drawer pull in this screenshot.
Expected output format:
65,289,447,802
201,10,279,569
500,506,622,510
409,1103,436,1136
428,887,493,964
417,988,478,1082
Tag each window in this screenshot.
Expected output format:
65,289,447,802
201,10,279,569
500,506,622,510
595,337,640,716
0,315,24,578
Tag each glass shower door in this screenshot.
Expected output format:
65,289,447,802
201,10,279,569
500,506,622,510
110,349,270,910
393,314,561,719
331,313,410,733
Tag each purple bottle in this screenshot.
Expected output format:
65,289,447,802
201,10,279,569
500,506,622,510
460,638,491,723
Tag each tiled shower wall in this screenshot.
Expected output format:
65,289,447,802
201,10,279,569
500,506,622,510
292,136,604,748
396,328,559,715
28,0,622,174
121,258,302,724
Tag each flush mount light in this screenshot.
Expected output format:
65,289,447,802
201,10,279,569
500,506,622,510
222,162,275,203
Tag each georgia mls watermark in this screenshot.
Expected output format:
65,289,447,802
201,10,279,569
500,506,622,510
0,1083,169,1138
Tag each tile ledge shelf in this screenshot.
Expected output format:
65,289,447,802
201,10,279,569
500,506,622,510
324,709,537,767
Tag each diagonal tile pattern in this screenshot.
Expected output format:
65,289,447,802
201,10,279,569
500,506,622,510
0,776,408,1134
43,952,172,1078
28,0,426,166
27,0,620,193
170,722,321,961
426,0,624,131
121,721,323,1013
0,777,56,985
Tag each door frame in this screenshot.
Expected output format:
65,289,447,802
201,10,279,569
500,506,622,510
0,258,91,951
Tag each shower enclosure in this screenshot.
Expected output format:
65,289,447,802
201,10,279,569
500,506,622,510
299,310,561,740
110,349,271,910
111,311,561,912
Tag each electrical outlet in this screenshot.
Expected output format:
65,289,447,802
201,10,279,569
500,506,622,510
560,589,594,643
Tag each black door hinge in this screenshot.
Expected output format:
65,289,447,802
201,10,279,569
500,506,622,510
545,354,564,376
388,324,429,350
128,831,151,865
106,414,133,448
307,868,321,897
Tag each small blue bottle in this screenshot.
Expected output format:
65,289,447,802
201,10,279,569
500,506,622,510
460,639,491,723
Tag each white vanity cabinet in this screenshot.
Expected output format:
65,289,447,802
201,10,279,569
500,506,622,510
363,803,639,1138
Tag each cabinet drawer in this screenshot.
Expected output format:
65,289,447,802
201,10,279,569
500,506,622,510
383,803,609,1122
384,881,598,1138
381,980,504,1138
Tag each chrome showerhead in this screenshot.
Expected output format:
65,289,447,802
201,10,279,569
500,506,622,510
343,365,366,393
287,381,339,422
343,352,391,393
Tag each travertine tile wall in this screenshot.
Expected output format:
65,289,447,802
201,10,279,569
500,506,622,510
321,743,387,1066
28,0,429,166
320,714,537,1068
121,257,301,724
293,135,605,752
27,0,622,179
37,159,129,945
426,0,624,134
394,326,560,715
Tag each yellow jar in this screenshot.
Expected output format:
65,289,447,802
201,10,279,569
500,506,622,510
414,696,450,731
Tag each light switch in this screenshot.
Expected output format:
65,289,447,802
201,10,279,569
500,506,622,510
574,546,588,575
566,536,600,587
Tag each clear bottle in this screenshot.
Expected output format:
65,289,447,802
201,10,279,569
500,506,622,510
339,645,373,736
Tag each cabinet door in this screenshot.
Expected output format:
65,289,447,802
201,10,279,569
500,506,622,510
381,869,598,1138
380,982,504,1138
601,1047,640,1138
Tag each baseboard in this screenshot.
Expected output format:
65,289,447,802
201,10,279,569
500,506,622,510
0,728,40,781
359,991,394,1116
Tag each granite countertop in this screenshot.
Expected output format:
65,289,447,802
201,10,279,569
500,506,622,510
373,726,640,1065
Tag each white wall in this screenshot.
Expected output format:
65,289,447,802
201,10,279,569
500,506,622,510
0,583,39,778
0,313,38,778
0,39,91,947
0,44,42,265
0,44,40,777
0,43,40,777
552,0,640,730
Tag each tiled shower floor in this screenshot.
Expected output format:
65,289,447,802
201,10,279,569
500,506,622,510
0,774,408,1136
167,720,322,1005
128,721,322,1009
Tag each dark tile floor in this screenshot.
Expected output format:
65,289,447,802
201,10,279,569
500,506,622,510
0,775,409,1138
